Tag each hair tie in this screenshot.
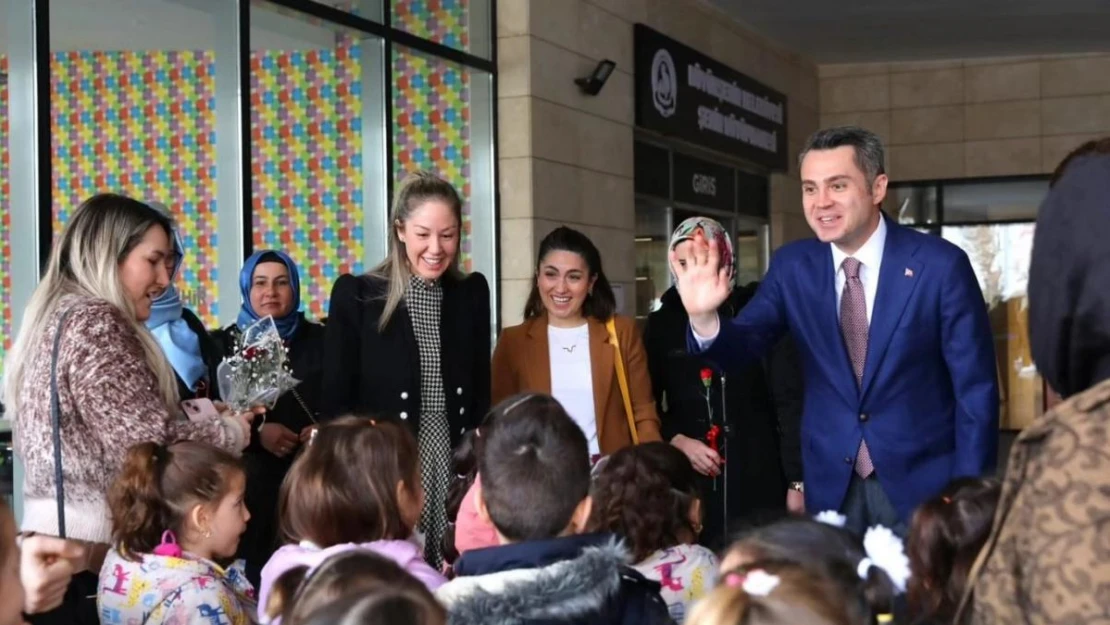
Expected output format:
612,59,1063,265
725,570,780,596
856,557,874,579
814,510,847,528
862,526,911,593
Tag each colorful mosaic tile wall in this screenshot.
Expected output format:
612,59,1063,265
392,47,473,271
250,37,363,321
51,50,221,325
393,0,470,52
0,55,11,369
2,2,477,332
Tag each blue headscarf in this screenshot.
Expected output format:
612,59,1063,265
237,250,302,340
145,204,208,391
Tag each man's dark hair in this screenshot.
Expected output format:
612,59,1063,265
799,126,886,186
478,393,591,542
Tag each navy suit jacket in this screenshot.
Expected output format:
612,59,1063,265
691,219,999,520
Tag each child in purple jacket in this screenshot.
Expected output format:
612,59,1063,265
257,417,445,621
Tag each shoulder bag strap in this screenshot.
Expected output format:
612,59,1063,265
605,318,639,446
50,307,76,538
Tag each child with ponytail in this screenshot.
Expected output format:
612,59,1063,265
719,515,907,623
688,560,884,625
257,417,445,620
98,441,256,624
906,477,1000,625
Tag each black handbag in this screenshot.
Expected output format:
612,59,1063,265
27,308,98,625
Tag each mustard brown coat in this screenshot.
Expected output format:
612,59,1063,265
491,314,662,454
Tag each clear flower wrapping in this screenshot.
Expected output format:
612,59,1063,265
216,316,300,412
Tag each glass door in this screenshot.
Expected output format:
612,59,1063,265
733,215,770,288
634,199,673,322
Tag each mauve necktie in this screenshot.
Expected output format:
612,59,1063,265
840,257,874,478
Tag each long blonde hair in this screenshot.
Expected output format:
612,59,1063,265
370,171,463,332
3,194,180,415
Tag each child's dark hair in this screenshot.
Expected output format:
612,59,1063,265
108,441,242,559
524,226,616,321
690,560,874,625
300,587,446,625
278,417,421,547
587,441,701,561
442,428,480,565
267,550,437,625
907,477,1000,625
479,393,590,542
722,517,899,621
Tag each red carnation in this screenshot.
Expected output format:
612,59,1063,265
700,368,713,388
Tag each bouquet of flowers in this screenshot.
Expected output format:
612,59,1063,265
216,316,300,413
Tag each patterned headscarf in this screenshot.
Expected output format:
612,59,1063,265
669,216,736,286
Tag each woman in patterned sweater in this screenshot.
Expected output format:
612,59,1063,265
321,172,491,570
3,194,254,623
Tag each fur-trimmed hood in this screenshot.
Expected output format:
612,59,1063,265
437,534,670,625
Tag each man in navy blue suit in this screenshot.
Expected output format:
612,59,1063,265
674,126,998,534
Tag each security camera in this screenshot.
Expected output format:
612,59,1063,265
575,60,617,96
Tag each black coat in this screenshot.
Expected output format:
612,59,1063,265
213,313,327,585
320,271,491,449
447,534,671,625
176,307,225,401
644,285,803,546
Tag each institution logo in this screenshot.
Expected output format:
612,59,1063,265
651,48,677,118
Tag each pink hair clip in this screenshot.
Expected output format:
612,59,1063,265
724,573,745,588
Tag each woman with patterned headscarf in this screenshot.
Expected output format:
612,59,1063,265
213,250,326,586
643,217,805,550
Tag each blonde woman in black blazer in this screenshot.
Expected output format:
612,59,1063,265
321,172,491,569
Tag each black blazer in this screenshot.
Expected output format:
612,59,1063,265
644,284,804,539
321,271,491,449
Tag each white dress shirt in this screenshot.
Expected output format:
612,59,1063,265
832,216,886,324
693,217,888,346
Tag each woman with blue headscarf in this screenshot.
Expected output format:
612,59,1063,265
213,249,326,586
145,203,224,401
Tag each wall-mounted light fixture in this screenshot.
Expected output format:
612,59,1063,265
575,59,616,96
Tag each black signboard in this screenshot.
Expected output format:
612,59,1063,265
634,24,788,171
672,152,735,212
634,141,670,199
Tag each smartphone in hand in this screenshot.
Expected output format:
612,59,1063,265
181,398,221,422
